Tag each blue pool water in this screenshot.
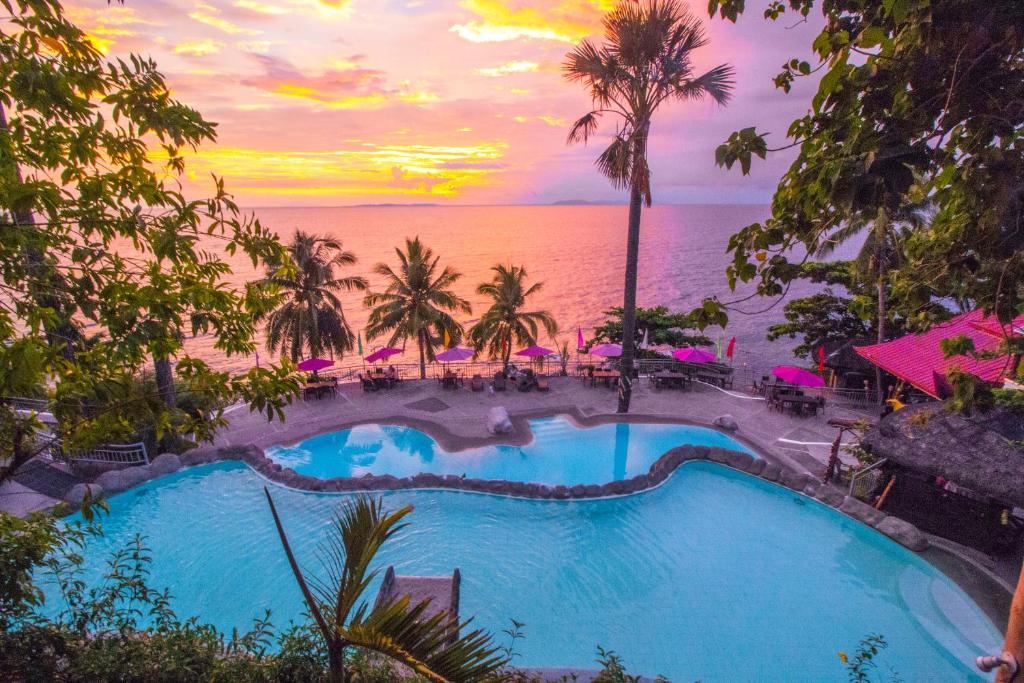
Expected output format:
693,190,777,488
266,416,755,484
53,461,999,681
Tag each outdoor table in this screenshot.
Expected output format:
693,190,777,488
652,370,690,390
302,380,336,400
591,370,619,388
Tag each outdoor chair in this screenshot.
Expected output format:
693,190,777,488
492,372,506,391
359,375,378,393
536,374,550,392
470,374,485,391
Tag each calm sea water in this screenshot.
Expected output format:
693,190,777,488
181,204,840,373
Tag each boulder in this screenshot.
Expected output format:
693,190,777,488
840,496,886,527
876,516,930,552
569,485,587,498
801,478,821,498
815,486,845,508
722,450,755,471
486,406,513,435
95,465,151,493
746,459,767,476
779,471,811,492
149,453,183,476
64,483,104,505
760,462,781,482
713,415,739,432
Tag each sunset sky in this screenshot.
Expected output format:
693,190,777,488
67,0,822,206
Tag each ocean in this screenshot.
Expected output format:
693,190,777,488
179,204,840,374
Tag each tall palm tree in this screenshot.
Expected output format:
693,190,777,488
364,237,471,379
264,230,367,362
264,491,507,683
817,204,927,401
565,0,734,413
469,264,558,370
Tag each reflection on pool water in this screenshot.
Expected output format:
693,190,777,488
266,415,755,485
55,460,999,681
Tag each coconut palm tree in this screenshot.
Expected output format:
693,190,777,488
469,265,558,370
264,231,367,362
264,491,507,683
364,237,471,379
816,203,929,401
565,0,734,413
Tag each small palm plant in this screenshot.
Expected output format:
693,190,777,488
263,230,368,362
469,264,558,371
565,0,734,413
264,491,507,683
364,238,471,379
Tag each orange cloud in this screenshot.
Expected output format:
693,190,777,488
174,39,222,56
476,60,539,77
170,140,509,197
189,3,263,35
242,55,436,109
451,0,612,43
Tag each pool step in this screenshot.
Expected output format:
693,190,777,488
374,566,461,642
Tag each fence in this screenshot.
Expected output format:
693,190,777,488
54,440,150,466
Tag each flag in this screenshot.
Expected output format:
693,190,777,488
357,332,363,356
577,327,585,351
726,336,736,359
443,329,451,349
818,346,826,373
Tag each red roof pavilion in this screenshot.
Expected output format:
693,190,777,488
854,310,1023,399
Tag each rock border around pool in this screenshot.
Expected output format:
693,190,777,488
68,443,929,553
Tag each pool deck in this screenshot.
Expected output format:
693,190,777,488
208,375,869,476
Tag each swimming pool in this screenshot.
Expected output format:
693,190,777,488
265,415,755,485
54,460,999,681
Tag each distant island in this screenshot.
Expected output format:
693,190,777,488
549,199,623,206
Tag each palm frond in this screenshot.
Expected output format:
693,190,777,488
345,597,507,683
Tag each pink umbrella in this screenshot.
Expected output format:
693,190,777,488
588,342,622,357
772,365,826,387
515,345,554,357
365,347,402,363
672,347,716,364
297,357,334,372
436,346,474,362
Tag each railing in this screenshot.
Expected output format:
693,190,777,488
55,441,150,466
848,457,887,497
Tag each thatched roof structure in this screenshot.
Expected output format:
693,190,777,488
863,405,1024,507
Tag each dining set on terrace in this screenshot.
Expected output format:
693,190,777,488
758,366,828,416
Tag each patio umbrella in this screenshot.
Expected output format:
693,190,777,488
588,342,622,357
772,365,826,388
365,347,402,363
297,357,334,372
672,347,716,364
515,345,554,357
436,346,475,362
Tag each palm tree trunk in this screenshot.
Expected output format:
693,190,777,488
502,330,511,371
418,331,427,380
328,642,346,683
874,209,888,405
617,186,643,413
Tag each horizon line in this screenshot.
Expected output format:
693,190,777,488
238,200,773,210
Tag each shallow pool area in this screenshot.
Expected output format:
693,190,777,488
53,460,1000,681
265,415,755,485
